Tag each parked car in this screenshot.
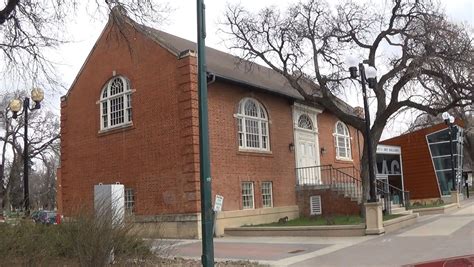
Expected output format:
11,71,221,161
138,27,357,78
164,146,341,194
31,210,56,225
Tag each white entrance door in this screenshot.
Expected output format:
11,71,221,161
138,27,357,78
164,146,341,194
296,131,320,184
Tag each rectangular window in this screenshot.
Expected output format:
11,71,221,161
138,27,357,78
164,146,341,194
126,94,132,122
125,188,135,213
110,96,124,126
261,182,273,208
242,182,254,209
245,119,260,148
238,118,244,147
261,121,268,149
101,102,108,128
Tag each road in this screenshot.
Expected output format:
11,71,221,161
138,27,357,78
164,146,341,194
157,198,474,267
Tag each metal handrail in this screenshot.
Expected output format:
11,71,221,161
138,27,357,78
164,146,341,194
295,165,363,200
376,179,410,215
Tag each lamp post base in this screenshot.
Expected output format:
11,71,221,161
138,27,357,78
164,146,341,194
450,190,461,207
364,202,385,235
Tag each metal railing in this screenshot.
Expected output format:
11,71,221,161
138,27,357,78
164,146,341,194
295,165,363,200
376,179,410,214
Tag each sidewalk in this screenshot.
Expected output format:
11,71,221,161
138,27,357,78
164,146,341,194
155,200,473,266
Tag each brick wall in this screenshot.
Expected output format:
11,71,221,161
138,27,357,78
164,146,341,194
60,22,200,216
296,188,361,217
60,18,362,221
208,83,297,211
317,111,363,171
56,168,62,214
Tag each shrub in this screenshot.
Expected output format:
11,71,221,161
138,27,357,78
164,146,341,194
0,204,154,266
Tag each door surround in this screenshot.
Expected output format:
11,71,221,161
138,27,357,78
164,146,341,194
293,104,322,184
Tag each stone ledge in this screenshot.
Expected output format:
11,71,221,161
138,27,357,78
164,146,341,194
411,203,458,216
134,212,201,223
225,224,366,237
216,206,298,219
383,213,419,233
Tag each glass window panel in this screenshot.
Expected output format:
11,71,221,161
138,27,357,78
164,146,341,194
336,122,344,133
338,147,346,158
244,100,258,117
236,98,269,150
429,143,457,157
125,188,135,212
110,77,124,96
427,129,450,143
435,170,454,196
432,156,457,171
261,182,272,208
298,114,313,130
242,182,254,209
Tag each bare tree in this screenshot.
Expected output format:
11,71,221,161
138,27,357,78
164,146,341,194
0,0,169,89
223,0,473,200
0,91,60,211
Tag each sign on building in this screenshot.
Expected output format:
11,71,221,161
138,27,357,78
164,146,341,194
214,195,224,212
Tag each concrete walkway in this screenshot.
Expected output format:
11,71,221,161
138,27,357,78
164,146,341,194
155,198,474,267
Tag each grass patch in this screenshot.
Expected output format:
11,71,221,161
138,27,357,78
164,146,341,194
245,215,363,227
383,214,404,221
407,200,448,210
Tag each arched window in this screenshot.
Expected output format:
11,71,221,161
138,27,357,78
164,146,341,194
334,121,351,159
298,114,313,130
236,98,269,151
100,76,132,130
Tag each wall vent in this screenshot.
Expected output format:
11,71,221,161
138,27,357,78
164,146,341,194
310,195,322,215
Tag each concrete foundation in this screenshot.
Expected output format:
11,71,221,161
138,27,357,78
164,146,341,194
130,206,299,239
215,206,299,236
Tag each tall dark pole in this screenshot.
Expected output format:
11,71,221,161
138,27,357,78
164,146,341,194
197,0,214,266
359,64,377,202
448,125,456,191
23,98,30,215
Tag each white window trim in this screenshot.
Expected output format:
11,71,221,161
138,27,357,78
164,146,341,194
99,76,133,131
242,182,255,210
261,181,273,208
236,98,270,152
334,121,352,161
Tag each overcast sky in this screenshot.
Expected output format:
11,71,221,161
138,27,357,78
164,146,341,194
47,0,473,138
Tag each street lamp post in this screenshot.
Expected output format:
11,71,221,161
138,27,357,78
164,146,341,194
196,0,214,266
347,57,378,202
442,112,457,191
9,88,45,215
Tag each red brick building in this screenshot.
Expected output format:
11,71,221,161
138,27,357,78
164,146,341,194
58,13,363,238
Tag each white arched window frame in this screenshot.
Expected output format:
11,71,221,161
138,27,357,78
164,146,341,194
334,121,352,160
297,114,314,131
236,98,270,151
100,76,133,130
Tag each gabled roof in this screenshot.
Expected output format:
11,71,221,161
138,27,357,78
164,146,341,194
135,23,304,100
64,10,356,114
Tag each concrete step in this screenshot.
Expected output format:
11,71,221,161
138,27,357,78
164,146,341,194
391,207,412,215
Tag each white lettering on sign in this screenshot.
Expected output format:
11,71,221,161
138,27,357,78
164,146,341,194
376,145,401,155
214,195,224,212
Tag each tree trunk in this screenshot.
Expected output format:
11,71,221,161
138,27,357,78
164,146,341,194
360,125,385,204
